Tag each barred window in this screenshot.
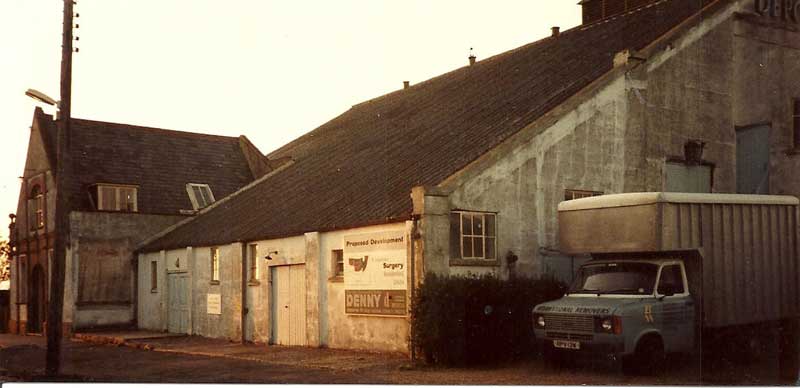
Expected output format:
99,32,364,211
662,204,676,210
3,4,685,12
450,211,496,260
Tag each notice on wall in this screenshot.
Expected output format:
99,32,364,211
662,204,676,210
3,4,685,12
207,294,221,315
343,230,407,316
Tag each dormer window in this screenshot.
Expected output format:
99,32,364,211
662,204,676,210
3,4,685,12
186,183,215,210
93,184,138,212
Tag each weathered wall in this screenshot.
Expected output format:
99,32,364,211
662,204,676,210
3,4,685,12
70,212,185,329
190,243,243,340
137,221,411,353
137,251,166,331
318,222,410,353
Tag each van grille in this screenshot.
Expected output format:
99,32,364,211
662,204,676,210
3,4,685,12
546,331,594,341
545,314,594,333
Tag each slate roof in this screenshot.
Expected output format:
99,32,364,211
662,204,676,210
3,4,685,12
142,0,720,251
36,109,259,215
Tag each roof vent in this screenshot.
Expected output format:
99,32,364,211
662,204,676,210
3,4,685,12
403,81,410,89
468,47,476,66
551,26,560,37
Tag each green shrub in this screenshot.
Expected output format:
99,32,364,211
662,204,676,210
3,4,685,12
410,273,566,366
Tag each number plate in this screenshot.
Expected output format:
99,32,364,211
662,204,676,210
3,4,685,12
553,340,580,350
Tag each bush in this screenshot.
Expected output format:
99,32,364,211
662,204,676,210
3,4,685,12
410,273,566,366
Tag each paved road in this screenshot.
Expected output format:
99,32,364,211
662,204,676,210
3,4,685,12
0,333,793,384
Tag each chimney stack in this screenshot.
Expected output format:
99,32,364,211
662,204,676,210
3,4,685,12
469,55,476,66
551,26,560,37
403,81,410,89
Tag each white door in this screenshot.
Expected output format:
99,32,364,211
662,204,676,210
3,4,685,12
168,273,189,333
271,264,306,345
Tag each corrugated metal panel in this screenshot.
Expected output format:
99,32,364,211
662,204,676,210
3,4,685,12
660,202,799,328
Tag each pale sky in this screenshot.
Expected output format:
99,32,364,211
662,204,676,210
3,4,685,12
0,1,581,239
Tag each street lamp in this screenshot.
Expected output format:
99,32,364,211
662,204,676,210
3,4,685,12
25,89,58,107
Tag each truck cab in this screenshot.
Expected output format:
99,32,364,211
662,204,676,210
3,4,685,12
533,257,694,371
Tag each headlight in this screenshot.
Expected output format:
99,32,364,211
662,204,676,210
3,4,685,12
601,318,612,331
536,315,546,328
594,316,622,334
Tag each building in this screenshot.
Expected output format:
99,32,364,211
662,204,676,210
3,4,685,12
8,107,274,335
132,0,799,353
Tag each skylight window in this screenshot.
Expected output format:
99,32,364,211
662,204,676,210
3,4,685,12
186,183,215,210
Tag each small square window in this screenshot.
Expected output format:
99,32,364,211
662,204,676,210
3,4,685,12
331,249,344,279
150,261,158,292
564,189,603,201
210,247,220,283
248,244,259,283
450,211,497,260
95,184,138,212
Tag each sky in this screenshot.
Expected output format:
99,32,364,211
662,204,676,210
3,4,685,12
0,1,581,240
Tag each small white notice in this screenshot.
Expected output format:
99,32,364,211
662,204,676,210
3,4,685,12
207,294,221,315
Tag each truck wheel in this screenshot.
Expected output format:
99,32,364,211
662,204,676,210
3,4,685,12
625,335,665,375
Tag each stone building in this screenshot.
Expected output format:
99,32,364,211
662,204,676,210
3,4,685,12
135,0,799,353
8,107,272,334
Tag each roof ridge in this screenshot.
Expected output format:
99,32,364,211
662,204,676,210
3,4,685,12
70,116,242,142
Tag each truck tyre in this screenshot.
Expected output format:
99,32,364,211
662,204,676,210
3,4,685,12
624,335,664,375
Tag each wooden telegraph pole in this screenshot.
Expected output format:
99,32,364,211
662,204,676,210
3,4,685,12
46,0,74,377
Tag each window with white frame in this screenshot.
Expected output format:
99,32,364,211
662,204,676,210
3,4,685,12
450,211,496,260
210,247,220,283
248,244,259,283
95,184,138,212
186,183,215,210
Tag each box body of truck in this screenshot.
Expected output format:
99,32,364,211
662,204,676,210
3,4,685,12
558,192,799,328
534,192,800,374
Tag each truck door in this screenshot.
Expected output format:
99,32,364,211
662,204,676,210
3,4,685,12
655,263,694,353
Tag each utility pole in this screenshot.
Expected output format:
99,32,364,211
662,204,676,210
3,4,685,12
46,0,74,377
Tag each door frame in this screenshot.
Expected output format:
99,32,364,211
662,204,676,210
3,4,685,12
167,271,190,334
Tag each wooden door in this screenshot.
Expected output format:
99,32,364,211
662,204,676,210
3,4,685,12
168,273,189,333
271,264,306,346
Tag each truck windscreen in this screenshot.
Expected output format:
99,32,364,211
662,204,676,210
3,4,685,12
569,262,658,295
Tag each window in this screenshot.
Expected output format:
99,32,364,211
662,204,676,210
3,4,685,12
150,261,158,292
248,244,259,283
564,189,603,201
28,185,44,231
450,211,496,260
793,98,800,149
331,249,344,279
95,184,138,212
210,247,220,283
186,183,215,210
657,264,685,295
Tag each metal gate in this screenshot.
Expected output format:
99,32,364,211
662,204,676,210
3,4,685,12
168,272,189,334
270,264,306,346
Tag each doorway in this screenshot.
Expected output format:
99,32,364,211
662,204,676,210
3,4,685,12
270,264,306,346
28,265,46,333
168,272,189,333
736,124,770,194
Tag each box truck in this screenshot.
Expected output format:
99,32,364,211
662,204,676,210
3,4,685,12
533,192,799,375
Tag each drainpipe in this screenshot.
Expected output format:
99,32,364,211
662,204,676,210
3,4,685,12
240,242,248,343
409,214,421,361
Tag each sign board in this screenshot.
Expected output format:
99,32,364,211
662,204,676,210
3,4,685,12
343,230,407,315
207,294,221,315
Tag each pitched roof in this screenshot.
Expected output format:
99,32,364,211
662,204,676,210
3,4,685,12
142,0,720,251
36,109,261,215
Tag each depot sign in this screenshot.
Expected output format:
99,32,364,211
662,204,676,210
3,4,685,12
755,0,800,23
